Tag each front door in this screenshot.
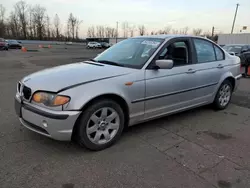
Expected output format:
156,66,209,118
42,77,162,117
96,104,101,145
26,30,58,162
144,38,201,119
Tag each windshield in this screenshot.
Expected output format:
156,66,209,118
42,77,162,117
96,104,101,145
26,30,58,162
94,38,164,69
223,45,243,53
10,40,18,43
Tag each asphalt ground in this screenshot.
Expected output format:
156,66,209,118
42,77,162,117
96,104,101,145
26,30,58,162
1,44,250,188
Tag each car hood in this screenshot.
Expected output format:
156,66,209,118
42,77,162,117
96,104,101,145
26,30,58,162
21,61,134,92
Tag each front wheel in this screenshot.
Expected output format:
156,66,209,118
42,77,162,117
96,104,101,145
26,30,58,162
75,99,125,151
213,80,233,110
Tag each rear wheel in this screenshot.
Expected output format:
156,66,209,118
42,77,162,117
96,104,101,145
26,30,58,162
75,99,125,151
213,80,233,110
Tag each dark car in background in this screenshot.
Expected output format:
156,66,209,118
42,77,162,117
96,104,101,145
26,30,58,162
100,42,111,48
223,44,250,66
0,38,9,50
6,40,22,49
222,44,250,56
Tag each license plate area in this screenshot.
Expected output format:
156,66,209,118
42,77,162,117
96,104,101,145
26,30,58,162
15,98,22,118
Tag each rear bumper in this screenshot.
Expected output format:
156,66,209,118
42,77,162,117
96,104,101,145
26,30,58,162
15,95,81,141
234,74,242,91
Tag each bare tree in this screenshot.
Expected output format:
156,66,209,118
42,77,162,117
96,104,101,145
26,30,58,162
128,24,136,37
46,15,51,39
203,30,211,37
0,4,5,21
178,27,189,35
33,5,46,40
0,4,6,37
87,26,95,38
193,28,202,36
27,6,34,38
68,13,77,39
138,25,146,36
172,29,179,34
164,26,171,34
104,27,113,38
122,21,129,37
9,11,20,38
76,19,82,39
182,27,189,35
54,14,60,39
110,28,116,38
96,25,105,38
14,0,28,39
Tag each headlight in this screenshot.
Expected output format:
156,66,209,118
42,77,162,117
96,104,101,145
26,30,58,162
32,92,70,106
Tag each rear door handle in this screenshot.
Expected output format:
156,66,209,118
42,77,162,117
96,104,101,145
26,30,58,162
186,69,196,74
217,64,224,69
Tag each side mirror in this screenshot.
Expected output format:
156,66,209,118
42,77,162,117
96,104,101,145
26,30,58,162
229,52,235,56
155,59,173,69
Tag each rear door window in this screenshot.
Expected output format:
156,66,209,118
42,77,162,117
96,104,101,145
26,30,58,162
193,39,216,63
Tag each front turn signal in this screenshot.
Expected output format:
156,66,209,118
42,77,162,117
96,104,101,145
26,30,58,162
53,96,70,106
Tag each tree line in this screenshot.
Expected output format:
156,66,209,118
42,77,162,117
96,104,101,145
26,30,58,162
87,22,218,42
0,1,218,42
0,1,82,41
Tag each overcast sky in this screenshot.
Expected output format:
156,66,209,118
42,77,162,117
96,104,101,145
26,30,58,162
2,0,250,37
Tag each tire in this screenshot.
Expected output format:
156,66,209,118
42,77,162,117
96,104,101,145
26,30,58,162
213,80,233,110
75,99,125,151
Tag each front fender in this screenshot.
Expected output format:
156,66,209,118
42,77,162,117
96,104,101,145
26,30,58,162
59,72,145,112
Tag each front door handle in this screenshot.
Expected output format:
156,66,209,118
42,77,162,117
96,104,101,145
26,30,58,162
217,64,224,69
186,69,196,74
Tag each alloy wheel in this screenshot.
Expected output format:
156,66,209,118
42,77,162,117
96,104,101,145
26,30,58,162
218,84,231,107
86,107,120,145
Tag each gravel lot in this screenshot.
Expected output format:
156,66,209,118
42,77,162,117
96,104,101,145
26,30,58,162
1,44,250,188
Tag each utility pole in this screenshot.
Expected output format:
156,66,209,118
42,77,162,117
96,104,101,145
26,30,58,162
116,22,118,43
231,3,239,34
212,26,215,37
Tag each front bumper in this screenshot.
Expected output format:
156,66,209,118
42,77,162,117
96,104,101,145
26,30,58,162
15,94,81,141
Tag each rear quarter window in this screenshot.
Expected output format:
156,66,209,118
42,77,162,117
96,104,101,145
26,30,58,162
214,45,224,60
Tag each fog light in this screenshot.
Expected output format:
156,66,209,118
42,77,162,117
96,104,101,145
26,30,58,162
42,120,48,128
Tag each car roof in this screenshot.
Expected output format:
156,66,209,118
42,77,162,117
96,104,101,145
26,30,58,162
132,34,203,40
223,44,246,46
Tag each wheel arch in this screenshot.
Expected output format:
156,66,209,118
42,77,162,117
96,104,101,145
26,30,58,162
71,93,130,140
224,76,235,91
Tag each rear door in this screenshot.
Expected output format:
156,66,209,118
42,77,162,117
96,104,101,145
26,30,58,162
191,38,226,100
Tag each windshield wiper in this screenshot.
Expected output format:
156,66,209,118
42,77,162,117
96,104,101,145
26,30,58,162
97,60,124,67
88,58,97,62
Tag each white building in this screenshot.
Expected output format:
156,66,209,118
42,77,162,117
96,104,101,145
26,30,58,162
218,33,250,45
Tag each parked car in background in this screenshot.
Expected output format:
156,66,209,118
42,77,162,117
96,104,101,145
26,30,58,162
15,35,242,151
66,41,73,45
0,38,8,50
6,40,22,49
100,42,111,48
87,42,102,49
222,44,250,56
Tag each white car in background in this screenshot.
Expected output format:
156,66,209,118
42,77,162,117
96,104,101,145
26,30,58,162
87,42,102,49
66,41,73,45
